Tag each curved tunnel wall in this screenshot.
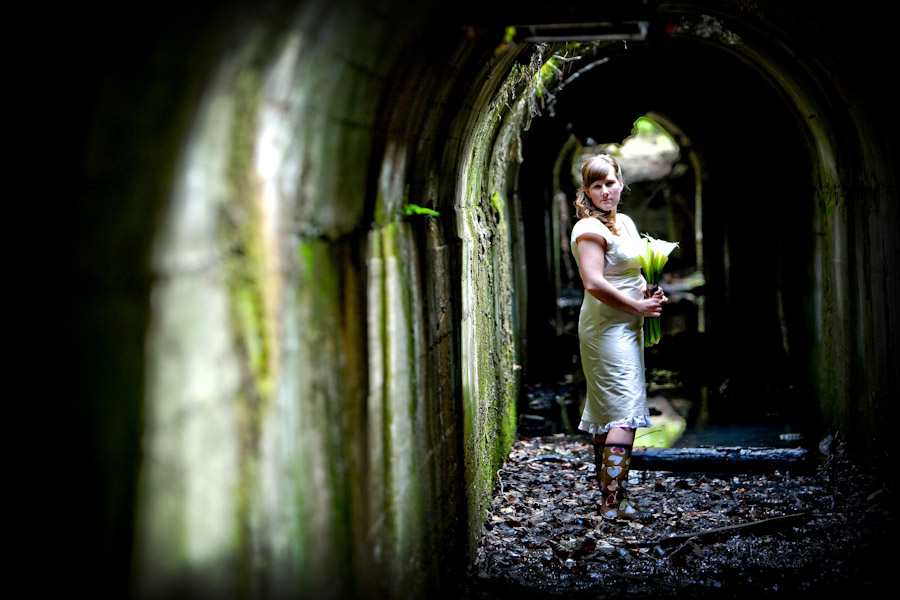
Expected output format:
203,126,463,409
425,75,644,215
58,0,898,598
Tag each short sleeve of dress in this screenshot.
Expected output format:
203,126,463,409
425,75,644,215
571,217,614,248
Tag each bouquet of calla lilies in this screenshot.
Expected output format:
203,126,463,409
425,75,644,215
638,234,679,347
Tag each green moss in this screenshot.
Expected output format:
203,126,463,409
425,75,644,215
810,172,848,428
490,191,503,214
534,57,561,99
456,40,562,562
299,240,314,269
365,221,437,593
222,58,274,408
218,34,290,590
295,236,362,589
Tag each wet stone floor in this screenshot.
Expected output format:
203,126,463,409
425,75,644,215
464,434,895,599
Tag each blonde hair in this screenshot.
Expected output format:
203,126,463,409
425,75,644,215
573,154,627,235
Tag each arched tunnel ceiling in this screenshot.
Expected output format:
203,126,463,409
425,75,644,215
58,0,889,197
472,0,887,180
512,25,821,389
537,39,805,152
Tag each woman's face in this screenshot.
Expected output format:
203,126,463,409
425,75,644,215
587,172,623,213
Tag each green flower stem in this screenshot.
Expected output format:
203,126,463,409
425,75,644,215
638,233,678,347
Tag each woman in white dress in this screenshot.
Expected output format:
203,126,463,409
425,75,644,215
570,154,666,520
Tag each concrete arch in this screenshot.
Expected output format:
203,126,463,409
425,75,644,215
515,6,896,447
56,1,897,598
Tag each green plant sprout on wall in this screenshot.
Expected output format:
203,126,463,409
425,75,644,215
403,203,440,217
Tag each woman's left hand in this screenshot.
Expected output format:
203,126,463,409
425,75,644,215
644,286,668,303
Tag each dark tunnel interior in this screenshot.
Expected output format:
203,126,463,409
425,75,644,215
517,38,817,443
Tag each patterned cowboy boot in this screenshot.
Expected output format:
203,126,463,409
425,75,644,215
599,443,638,520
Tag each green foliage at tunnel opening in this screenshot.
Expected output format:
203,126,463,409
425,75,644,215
633,116,670,139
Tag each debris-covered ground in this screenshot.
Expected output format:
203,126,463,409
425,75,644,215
465,433,895,599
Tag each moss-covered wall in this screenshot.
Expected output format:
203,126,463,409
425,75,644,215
453,50,530,558
63,1,534,598
810,142,899,475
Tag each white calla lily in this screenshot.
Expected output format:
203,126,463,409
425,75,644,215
637,234,679,346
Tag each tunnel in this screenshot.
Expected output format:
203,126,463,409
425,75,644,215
54,0,898,598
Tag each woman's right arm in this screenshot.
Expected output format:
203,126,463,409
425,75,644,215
576,233,663,318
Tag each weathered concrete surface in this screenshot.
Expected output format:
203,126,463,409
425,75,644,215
58,1,527,598
53,1,898,598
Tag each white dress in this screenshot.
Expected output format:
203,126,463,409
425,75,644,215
570,214,652,435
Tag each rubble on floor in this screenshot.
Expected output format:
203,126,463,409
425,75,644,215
466,433,895,598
